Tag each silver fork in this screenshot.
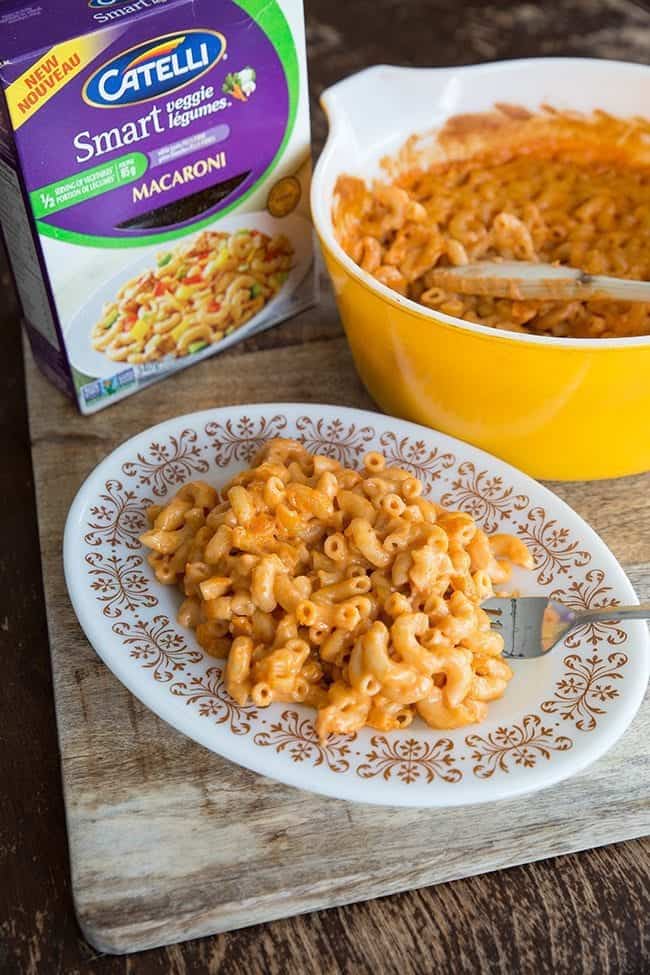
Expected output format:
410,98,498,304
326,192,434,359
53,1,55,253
483,596,650,659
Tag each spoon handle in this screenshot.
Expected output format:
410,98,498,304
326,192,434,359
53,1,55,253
430,262,650,303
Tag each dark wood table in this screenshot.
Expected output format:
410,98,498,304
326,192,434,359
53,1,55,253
1,2,648,972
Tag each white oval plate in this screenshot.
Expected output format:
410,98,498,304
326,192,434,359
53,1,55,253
64,405,648,806
64,211,313,380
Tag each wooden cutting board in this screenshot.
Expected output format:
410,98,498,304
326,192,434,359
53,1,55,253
25,269,650,955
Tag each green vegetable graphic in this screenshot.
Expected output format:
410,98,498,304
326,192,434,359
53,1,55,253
222,67,257,102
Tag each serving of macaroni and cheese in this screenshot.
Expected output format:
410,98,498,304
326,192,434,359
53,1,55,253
333,107,650,338
140,438,532,741
92,229,294,364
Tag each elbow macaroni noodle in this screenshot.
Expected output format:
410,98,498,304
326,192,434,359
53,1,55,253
332,109,650,338
140,438,533,741
92,229,294,364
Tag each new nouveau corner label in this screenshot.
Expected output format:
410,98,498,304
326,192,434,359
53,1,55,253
83,30,227,108
6,34,110,129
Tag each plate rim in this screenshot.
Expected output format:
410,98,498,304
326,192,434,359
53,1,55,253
63,402,650,806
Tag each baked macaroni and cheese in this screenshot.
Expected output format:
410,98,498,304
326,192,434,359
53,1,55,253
333,107,650,338
140,438,532,740
92,229,294,364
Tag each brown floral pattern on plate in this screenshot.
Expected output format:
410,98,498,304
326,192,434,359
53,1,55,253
516,506,591,586
357,735,461,784
122,429,209,496
112,615,203,683
440,461,529,534
86,552,158,619
295,416,375,466
550,570,628,648
378,431,455,493
205,414,288,467
465,714,573,778
541,652,629,732
171,666,258,735
253,709,352,773
84,479,152,550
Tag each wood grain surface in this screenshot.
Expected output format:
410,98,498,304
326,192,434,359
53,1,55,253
24,264,650,949
2,0,650,972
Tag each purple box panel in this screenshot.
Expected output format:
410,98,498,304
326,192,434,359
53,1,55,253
0,0,189,67
23,317,75,397
0,0,315,413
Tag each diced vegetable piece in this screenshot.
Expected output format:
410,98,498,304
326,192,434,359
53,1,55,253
176,283,202,301
249,282,262,298
103,308,118,330
157,253,172,267
188,340,209,354
171,320,192,342
129,318,150,342
214,247,230,270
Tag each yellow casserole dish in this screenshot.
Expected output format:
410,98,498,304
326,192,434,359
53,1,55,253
311,58,650,480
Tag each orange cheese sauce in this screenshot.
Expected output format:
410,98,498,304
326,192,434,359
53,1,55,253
333,108,650,338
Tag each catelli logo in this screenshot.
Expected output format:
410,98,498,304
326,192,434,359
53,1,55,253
83,30,226,107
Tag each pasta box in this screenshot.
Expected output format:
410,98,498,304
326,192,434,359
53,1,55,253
0,0,316,413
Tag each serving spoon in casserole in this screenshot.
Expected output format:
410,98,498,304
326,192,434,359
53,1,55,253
429,261,650,303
